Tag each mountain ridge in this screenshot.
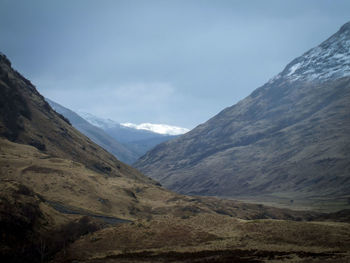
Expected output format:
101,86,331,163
45,100,179,163
45,98,139,164
77,111,178,158
271,20,350,83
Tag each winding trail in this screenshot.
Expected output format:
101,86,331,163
47,201,132,224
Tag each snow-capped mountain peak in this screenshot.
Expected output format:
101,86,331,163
121,123,189,135
270,21,350,83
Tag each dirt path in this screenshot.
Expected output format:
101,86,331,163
47,201,132,224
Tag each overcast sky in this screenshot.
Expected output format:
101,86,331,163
1,0,349,128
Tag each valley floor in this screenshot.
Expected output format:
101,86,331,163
224,195,350,213
1,138,349,263
53,214,350,263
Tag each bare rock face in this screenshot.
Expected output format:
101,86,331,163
135,22,350,201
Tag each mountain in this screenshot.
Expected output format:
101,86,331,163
78,112,179,157
1,48,350,262
135,22,350,208
43,101,181,163
45,99,138,164
79,112,189,135
0,51,168,215
0,51,177,260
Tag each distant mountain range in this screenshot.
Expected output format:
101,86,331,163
46,99,138,164
135,21,350,207
46,99,184,163
79,112,189,135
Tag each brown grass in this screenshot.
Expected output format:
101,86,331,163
1,138,350,263
54,214,350,263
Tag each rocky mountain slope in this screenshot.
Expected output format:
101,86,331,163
135,22,350,208
45,98,138,164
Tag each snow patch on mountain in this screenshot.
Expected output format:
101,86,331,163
269,22,350,84
121,123,189,135
287,62,302,76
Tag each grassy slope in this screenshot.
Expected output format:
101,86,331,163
2,138,350,262
55,214,350,263
0,138,322,222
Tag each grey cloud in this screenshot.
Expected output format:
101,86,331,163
1,0,349,128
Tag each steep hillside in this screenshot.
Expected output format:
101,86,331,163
0,52,199,222
0,53,151,184
135,22,350,207
46,99,138,164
